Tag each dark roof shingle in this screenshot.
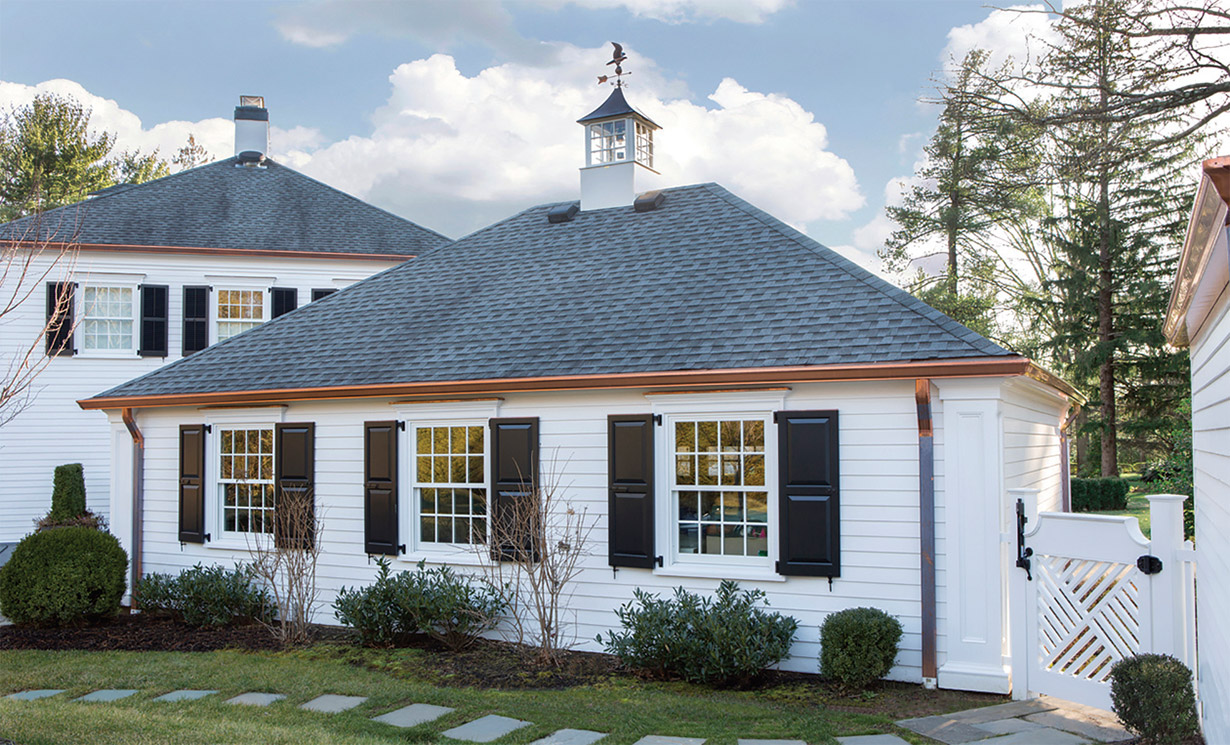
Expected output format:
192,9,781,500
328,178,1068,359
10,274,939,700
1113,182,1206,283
93,183,1012,400
3,156,448,256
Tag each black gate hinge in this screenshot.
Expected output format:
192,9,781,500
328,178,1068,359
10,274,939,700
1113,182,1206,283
1137,555,1163,575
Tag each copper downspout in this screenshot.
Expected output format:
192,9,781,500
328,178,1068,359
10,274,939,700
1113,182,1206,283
915,379,937,685
121,407,144,604
1059,407,1080,512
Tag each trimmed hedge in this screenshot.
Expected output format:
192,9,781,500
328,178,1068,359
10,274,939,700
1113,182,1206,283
135,563,274,627
598,580,799,688
0,526,127,626
1109,654,1199,744
1071,477,1130,512
819,606,903,690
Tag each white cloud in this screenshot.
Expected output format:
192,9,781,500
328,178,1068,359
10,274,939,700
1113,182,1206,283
274,0,790,59
828,244,890,280
941,4,1057,74
292,45,863,237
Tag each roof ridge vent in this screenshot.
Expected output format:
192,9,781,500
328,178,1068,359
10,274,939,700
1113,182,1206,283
548,201,580,224
237,150,266,168
633,190,665,213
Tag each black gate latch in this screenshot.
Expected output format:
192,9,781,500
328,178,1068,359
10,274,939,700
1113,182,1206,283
1015,498,1033,581
1137,555,1163,575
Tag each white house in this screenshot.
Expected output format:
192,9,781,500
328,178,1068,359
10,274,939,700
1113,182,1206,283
0,96,448,545
81,87,1077,691
1164,156,1230,741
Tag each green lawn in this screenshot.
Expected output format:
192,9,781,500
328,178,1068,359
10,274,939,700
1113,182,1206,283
0,646,992,745
1090,474,1152,537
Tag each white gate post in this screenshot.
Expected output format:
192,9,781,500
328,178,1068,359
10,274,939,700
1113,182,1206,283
1007,488,1040,700
1147,494,1187,660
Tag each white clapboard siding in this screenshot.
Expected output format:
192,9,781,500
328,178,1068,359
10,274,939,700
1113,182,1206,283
1189,281,1230,741
0,249,403,541
1001,377,1067,514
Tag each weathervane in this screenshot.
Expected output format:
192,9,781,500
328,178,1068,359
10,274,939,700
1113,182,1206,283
596,42,630,87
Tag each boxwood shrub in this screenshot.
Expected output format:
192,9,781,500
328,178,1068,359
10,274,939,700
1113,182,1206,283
1071,477,1131,512
598,580,799,688
135,563,274,627
819,606,903,690
0,526,127,626
1109,653,1199,745
334,558,508,650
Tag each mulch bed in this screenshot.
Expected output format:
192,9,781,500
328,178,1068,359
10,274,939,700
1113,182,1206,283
0,612,286,652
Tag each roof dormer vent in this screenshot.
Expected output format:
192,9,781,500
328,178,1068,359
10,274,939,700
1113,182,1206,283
633,190,666,213
548,201,580,224
236,150,266,168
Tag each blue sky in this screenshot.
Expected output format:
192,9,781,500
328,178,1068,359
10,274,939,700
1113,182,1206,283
0,1,1050,271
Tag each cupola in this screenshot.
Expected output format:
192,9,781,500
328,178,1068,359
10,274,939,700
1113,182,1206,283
577,49,661,210
234,95,269,158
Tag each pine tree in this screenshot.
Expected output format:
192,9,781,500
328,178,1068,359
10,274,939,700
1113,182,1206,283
173,133,211,171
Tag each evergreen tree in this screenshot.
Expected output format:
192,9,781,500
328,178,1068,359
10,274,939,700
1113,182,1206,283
173,133,211,171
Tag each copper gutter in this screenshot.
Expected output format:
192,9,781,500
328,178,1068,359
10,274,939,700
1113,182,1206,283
1,240,414,263
121,408,144,604
80,357,1036,411
915,379,937,686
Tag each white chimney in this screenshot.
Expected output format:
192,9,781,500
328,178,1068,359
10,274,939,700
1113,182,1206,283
578,87,660,210
234,95,269,158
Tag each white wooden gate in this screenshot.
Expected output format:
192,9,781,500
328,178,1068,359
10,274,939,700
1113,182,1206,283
1010,494,1195,710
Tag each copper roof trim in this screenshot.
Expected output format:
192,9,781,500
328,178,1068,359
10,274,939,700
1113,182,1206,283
79,357,1044,411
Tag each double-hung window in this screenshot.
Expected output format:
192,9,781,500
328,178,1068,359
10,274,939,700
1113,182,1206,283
80,284,138,355
216,288,267,341
218,426,276,535
413,423,488,546
672,417,770,561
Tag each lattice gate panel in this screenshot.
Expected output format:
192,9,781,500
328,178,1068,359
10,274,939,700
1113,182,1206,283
1034,554,1142,684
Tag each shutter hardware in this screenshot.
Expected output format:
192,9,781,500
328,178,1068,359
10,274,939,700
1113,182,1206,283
204,424,212,433
655,555,663,567
652,414,662,425
398,544,406,554
397,421,406,431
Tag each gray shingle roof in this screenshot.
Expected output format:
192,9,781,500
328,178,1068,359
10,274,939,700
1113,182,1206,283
92,183,1012,400
3,156,448,256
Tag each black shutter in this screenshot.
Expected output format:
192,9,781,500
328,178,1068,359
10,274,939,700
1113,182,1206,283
311,288,337,302
178,424,207,543
489,417,538,561
608,414,655,568
138,284,168,357
364,421,400,555
271,287,298,318
45,281,75,356
776,410,840,577
275,422,316,550
182,286,209,355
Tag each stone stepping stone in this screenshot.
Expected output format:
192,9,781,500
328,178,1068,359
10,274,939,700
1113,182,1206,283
301,694,367,713
739,740,806,745
836,737,912,745
6,690,64,701
373,703,455,728
633,737,706,745
153,690,218,702
75,689,139,702
947,699,1056,724
442,714,532,742
225,692,286,706
974,718,1048,736
896,715,994,745
971,729,1087,745
530,729,608,745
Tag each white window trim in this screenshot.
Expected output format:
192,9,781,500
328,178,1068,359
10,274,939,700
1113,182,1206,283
212,282,271,344
394,400,501,565
202,407,285,550
77,276,143,358
649,392,786,581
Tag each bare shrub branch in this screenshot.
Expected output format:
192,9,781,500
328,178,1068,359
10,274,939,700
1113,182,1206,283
246,488,322,645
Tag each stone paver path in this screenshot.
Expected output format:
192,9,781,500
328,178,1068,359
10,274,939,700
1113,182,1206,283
6,690,63,701
530,729,608,745
153,690,217,702
76,689,139,703
633,737,707,745
443,714,532,742
372,703,454,728
225,692,286,707
835,736,911,745
739,740,807,745
301,694,367,713
897,695,1131,745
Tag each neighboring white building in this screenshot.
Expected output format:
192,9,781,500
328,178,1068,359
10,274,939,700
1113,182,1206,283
83,87,1077,690
1164,156,1230,742
0,97,448,543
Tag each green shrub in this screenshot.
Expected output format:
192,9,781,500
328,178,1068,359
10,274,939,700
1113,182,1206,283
1071,477,1131,512
1109,654,1199,744
819,606,903,690
134,563,274,627
0,526,127,626
49,463,87,521
334,558,508,650
598,580,799,687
